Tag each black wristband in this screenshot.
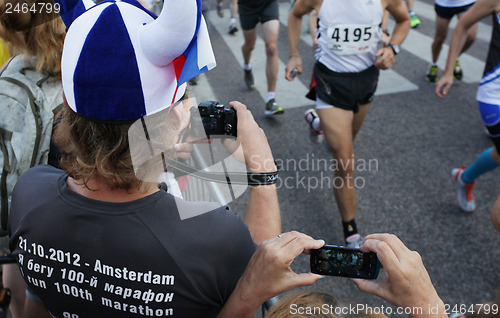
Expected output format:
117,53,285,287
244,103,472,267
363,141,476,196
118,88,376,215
247,171,279,186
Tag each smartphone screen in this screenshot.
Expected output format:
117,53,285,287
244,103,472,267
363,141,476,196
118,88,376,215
310,245,380,279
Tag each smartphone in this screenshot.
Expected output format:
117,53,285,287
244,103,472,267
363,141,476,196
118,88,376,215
310,245,380,279
290,68,299,79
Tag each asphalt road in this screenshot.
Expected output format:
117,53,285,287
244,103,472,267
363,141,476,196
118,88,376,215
191,0,499,316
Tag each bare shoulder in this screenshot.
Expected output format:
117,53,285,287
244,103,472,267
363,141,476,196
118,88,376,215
462,0,500,25
311,0,323,12
293,0,322,13
381,0,403,10
492,0,500,14
476,0,500,14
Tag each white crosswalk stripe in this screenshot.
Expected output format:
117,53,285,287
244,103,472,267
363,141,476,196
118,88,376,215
191,0,488,109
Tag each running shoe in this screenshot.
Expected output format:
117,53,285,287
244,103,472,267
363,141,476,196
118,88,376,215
228,22,238,35
453,59,463,80
426,64,439,83
450,166,476,212
265,99,284,116
346,233,363,249
244,69,255,90
217,3,223,18
304,108,324,144
410,14,421,28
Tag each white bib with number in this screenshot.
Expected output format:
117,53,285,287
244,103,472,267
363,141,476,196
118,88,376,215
315,0,383,72
326,24,378,56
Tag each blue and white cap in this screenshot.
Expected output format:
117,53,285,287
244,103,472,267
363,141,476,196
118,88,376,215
57,0,216,122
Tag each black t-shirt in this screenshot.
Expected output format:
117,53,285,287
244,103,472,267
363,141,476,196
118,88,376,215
9,165,256,318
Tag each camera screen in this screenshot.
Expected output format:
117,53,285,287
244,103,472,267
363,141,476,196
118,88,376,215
312,246,377,278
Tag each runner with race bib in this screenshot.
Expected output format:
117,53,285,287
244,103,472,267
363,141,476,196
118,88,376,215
286,0,410,248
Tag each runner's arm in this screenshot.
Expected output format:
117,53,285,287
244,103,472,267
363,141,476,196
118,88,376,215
385,0,411,47
375,0,410,70
286,0,320,80
436,0,500,97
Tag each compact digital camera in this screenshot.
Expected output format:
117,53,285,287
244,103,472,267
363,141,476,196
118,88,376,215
310,245,380,279
191,101,237,138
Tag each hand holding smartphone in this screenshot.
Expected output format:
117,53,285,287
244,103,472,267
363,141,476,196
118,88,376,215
310,245,380,279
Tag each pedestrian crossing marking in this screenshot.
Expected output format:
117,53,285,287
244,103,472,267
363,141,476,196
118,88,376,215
375,69,419,96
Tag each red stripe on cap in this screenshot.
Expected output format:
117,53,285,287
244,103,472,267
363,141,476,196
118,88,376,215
169,55,187,111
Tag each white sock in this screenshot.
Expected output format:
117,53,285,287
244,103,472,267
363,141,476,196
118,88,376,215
230,18,236,25
267,92,276,102
243,64,252,71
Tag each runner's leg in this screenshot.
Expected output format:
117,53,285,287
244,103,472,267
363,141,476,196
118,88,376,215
262,19,280,93
317,106,356,224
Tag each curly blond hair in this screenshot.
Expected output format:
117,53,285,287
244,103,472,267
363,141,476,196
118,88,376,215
54,104,142,191
266,290,388,318
0,0,65,77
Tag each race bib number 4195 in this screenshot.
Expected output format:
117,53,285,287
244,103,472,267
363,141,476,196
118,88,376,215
327,24,378,55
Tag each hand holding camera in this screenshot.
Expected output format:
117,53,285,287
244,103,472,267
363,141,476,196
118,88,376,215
191,101,238,138
189,100,276,173
310,245,380,279
352,234,447,318
230,101,277,174
227,232,325,314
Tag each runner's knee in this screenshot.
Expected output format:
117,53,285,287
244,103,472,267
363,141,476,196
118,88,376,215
329,150,355,175
242,41,255,52
265,42,277,57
